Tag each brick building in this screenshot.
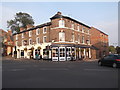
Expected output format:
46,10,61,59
90,27,109,58
12,12,109,61
0,29,14,56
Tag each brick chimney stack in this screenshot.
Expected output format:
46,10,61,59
57,11,62,15
26,24,34,30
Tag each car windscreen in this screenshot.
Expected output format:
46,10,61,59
115,55,120,59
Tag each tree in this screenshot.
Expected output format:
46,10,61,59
109,45,116,54
7,12,34,34
116,46,120,54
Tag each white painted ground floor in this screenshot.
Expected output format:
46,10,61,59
13,43,96,61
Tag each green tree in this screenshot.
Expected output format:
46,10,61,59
109,45,116,54
116,46,120,54
7,12,34,34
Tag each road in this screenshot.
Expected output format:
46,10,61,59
2,59,119,88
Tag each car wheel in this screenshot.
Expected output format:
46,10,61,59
112,63,117,68
98,61,102,66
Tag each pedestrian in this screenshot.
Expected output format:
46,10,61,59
36,53,39,60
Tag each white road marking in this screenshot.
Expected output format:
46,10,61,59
84,69,113,72
40,68,69,71
10,69,25,71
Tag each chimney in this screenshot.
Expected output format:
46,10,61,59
26,24,34,30
20,27,25,32
57,11,62,15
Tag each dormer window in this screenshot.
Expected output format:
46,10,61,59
59,20,65,27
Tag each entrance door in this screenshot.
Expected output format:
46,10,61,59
66,47,71,61
59,47,66,61
52,47,58,61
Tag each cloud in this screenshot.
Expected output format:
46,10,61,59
92,20,118,46
1,5,17,31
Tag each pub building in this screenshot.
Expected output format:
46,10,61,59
12,12,108,61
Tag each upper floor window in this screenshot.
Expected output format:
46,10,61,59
72,33,74,42
77,25,80,31
43,27,47,34
78,35,80,43
88,29,89,34
82,28,85,33
59,20,65,27
22,33,24,38
36,28,40,35
71,24,74,29
22,40,24,46
82,36,85,44
43,36,47,43
29,39,32,45
59,31,65,42
16,35,18,40
29,31,32,37
16,41,18,46
36,37,40,44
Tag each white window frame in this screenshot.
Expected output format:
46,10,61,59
82,36,85,44
78,35,80,43
36,28,40,35
43,27,47,34
59,20,65,27
22,33,24,38
71,24,74,30
16,41,18,46
29,39,32,45
29,31,32,37
72,33,74,42
82,28,85,33
43,36,47,43
77,25,80,31
16,34,18,40
22,40,24,46
36,37,40,44
59,32,65,42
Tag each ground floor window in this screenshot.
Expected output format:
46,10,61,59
52,48,58,57
59,48,65,57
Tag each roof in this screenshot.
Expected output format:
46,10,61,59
13,22,51,35
50,12,91,28
91,27,108,36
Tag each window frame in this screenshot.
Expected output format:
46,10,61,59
59,20,65,27
43,27,47,34
36,28,40,35
59,31,65,42
29,38,32,45
43,36,47,43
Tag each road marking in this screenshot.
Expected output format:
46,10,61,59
84,69,112,72
40,68,69,71
10,69,25,71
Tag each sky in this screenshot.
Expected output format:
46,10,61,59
0,2,118,46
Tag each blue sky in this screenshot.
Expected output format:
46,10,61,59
1,2,118,46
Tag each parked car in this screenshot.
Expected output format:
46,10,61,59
98,54,120,68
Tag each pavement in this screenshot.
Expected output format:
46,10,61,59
2,57,119,88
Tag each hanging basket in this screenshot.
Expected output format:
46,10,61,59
24,48,27,51
31,47,34,50
37,46,41,50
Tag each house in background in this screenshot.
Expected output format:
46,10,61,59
0,29,14,56
12,12,109,61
